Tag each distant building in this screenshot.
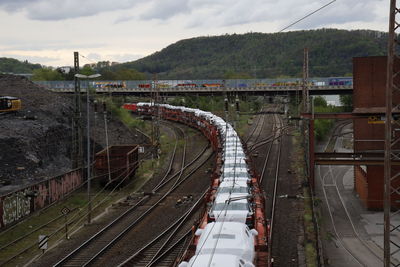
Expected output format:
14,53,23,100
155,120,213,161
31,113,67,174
58,66,71,74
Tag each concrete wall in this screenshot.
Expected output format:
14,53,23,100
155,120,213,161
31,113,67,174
0,169,82,229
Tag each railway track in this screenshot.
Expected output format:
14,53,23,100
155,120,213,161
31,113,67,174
319,121,384,266
118,191,207,267
53,121,213,267
244,110,265,145
266,114,284,265
245,107,295,266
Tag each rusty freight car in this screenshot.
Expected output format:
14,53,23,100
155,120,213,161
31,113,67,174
94,145,139,186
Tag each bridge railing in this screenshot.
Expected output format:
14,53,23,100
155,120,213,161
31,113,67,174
34,77,353,92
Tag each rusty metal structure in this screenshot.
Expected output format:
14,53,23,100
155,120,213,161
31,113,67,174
302,48,310,113
94,145,139,185
302,48,312,186
384,0,400,265
72,52,83,169
152,73,160,153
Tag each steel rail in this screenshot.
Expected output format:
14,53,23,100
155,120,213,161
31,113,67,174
244,108,265,144
152,121,180,190
54,144,213,266
52,195,150,266
318,121,384,266
118,190,207,267
267,114,283,265
81,150,213,267
319,165,364,266
146,229,192,267
153,144,209,191
166,123,188,192
259,114,277,185
331,164,384,263
0,208,78,252
247,126,290,155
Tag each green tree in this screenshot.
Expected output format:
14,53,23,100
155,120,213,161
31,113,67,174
223,71,252,79
114,69,146,80
80,66,95,76
339,94,353,112
0,57,42,73
114,29,387,79
99,70,117,80
313,96,327,107
31,68,64,81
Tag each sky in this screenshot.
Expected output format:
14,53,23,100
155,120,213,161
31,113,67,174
0,0,390,67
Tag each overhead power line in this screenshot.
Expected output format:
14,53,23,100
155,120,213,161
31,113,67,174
279,0,337,33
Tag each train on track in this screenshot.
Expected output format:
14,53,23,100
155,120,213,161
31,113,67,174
110,77,352,89
123,102,268,266
37,76,353,92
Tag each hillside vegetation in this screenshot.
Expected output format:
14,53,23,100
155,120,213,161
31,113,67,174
116,29,387,79
1,29,388,80
0,58,42,74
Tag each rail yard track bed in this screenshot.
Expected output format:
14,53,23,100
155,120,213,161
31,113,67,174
246,105,305,267
29,119,213,267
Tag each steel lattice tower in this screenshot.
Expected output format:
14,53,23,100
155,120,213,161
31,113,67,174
72,52,83,169
302,47,310,113
385,0,400,266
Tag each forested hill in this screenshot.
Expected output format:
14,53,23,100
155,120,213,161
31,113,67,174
0,58,42,74
117,29,387,79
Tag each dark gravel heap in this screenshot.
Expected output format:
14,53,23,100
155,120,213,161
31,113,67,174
0,74,148,194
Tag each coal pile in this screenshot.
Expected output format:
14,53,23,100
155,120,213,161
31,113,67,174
0,74,148,194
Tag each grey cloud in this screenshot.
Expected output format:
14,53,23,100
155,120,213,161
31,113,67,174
87,53,102,61
1,40,106,51
3,54,60,64
0,0,142,20
185,0,381,29
0,0,386,29
0,0,40,11
140,0,190,20
278,1,378,31
114,15,135,24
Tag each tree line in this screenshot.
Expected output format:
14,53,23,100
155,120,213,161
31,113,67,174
1,28,388,81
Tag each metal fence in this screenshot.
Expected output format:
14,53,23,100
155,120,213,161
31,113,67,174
34,77,352,90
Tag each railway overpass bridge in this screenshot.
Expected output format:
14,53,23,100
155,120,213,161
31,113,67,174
37,82,352,96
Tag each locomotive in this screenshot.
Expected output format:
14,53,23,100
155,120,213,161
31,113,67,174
123,102,268,266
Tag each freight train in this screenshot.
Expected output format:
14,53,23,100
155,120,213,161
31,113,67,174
135,77,352,89
37,77,353,92
123,102,268,266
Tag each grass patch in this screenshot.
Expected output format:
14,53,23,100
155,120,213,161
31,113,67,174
235,114,252,138
305,242,318,267
291,129,319,267
0,164,158,267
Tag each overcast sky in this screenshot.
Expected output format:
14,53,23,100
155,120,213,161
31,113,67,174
0,0,389,67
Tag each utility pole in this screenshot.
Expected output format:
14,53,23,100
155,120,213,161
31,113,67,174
302,47,310,179
384,1,400,266
223,80,229,123
302,48,310,113
72,52,83,169
75,73,101,224
152,73,160,157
